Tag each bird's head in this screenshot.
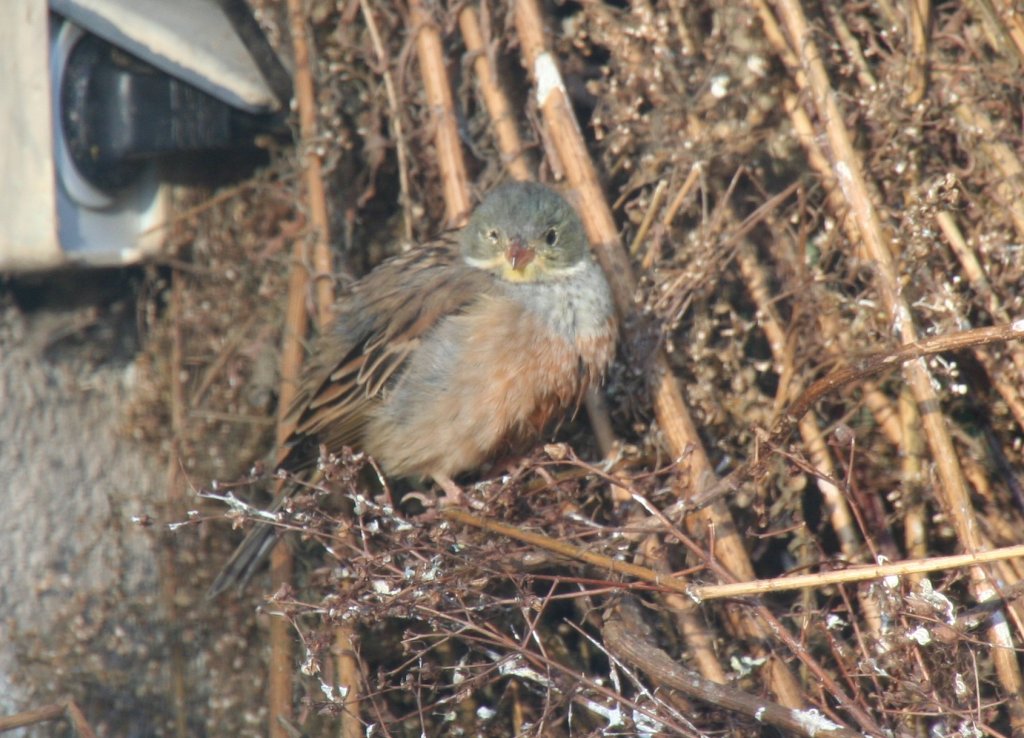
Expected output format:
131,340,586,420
459,182,589,283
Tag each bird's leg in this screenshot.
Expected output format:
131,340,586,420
432,474,466,506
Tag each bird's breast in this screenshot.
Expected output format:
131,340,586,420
362,277,616,480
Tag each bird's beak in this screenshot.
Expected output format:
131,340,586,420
505,238,536,272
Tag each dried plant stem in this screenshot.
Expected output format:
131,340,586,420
856,377,903,445
809,313,905,445
937,211,1024,432
271,0,350,733
287,0,334,327
701,545,1024,599
410,0,470,226
784,325,1024,450
269,4,319,729
443,505,709,594
763,0,1024,721
947,97,1024,239
603,599,867,738
331,627,361,738
637,537,728,683
965,0,1024,66
162,274,189,738
0,700,98,736
899,387,928,568
645,163,702,270
665,0,697,56
822,2,878,90
905,0,931,105
457,6,532,181
446,507,1024,600
663,163,702,225
993,0,1024,61
734,245,870,563
514,0,805,708
360,0,413,242
628,180,667,256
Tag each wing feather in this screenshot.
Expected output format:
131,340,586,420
276,239,495,471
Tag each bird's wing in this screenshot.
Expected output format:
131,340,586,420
276,240,495,471
208,241,493,596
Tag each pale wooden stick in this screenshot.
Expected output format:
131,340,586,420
946,97,1024,239
360,0,413,242
0,700,98,737
767,0,1024,723
905,0,931,105
697,545,1024,600
270,0,347,734
513,0,805,709
446,506,1024,604
163,275,189,738
458,6,532,181
937,211,1024,432
287,0,334,328
411,0,471,226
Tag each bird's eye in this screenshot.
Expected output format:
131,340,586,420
544,227,558,246
487,228,500,243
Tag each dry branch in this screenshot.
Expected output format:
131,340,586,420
689,322,1024,513
266,0,348,734
360,0,413,242
458,6,532,181
766,0,1024,722
161,274,189,738
0,700,98,737
604,599,866,738
514,0,807,708
410,0,470,225
445,508,1024,602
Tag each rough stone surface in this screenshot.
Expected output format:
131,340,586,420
0,289,165,735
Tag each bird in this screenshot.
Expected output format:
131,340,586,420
209,181,617,595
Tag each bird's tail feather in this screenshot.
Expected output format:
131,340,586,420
207,521,280,598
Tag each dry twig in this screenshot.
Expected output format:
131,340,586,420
514,0,806,708
0,700,98,737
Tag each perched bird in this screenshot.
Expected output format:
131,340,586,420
209,181,617,595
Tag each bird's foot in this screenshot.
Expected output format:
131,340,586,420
400,476,466,510
432,475,489,510
433,474,466,506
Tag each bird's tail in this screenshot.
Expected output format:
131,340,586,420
207,465,320,597
207,518,282,598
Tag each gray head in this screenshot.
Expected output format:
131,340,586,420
459,182,590,282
